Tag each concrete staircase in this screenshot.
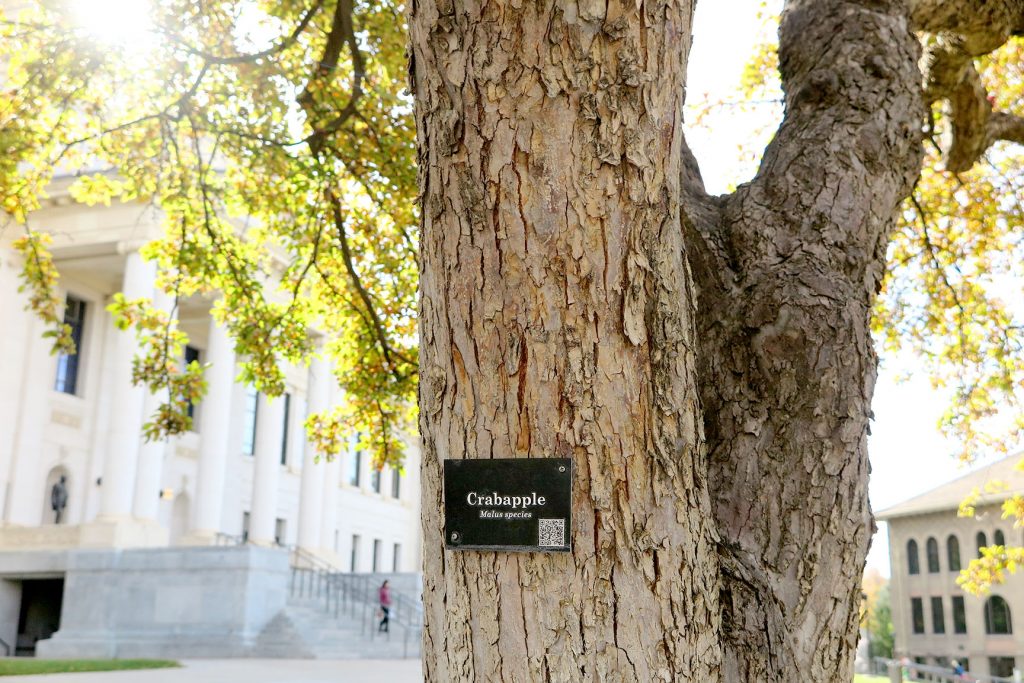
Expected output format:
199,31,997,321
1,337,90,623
276,593,418,659
254,551,422,660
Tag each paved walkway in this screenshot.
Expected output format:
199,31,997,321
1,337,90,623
3,660,423,682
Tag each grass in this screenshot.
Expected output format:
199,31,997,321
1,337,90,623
0,659,180,676
854,675,891,683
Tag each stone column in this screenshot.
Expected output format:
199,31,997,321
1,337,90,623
319,457,341,556
2,248,54,525
187,317,236,542
319,382,343,557
97,250,154,520
247,393,284,546
131,290,173,523
296,357,330,552
0,248,32,522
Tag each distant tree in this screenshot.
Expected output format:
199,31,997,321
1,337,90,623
866,582,895,660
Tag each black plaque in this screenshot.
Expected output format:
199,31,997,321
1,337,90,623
444,458,572,553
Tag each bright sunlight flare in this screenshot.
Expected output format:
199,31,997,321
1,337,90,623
68,0,154,51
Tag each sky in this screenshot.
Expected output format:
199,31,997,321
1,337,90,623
684,0,1003,576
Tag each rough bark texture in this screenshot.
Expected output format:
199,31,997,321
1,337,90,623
411,0,1018,680
412,0,721,680
686,1,923,678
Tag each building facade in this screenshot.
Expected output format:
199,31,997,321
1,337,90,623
878,455,1024,678
0,180,422,656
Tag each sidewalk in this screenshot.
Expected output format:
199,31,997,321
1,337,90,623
2,659,423,683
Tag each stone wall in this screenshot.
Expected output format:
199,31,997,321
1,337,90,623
36,545,290,659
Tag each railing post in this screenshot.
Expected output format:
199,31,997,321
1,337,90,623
888,660,901,683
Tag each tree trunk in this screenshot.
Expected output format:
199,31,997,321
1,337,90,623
412,0,923,680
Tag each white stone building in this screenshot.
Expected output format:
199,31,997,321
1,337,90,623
878,455,1024,678
0,177,422,658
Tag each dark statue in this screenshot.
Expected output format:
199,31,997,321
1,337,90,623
50,475,68,524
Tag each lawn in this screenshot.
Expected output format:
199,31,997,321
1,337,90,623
854,675,891,683
0,659,179,676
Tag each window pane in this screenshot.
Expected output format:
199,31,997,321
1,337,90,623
947,535,961,572
348,450,362,487
350,534,360,572
242,388,259,455
280,393,291,465
994,529,1005,546
54,296,87,395
391,470,401,499
977,531,987,558
931,596,945,634
184,345,201,428
985,596,1013,635
907,540,920,575
372,539,381,572
952,596,967,634
989,657,1016,678
371,468,381,493
926,538,940,573
392,543,401,572
911,597,925,634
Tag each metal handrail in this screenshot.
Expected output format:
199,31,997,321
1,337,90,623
0,636,10,657
872,656,1017,683
287,555,423,658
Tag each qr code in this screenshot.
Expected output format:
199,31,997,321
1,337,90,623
538,518,566,547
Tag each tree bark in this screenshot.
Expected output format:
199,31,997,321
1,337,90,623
686,1,923,678
412,0,722,680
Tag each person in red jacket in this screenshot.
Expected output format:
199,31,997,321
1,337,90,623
378,580,392,633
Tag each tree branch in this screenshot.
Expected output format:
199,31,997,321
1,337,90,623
912,2,1024,172
300,0,364,154
162,1,324,65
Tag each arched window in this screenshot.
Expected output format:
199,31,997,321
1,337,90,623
984,596,1013,634
947,535,961,571
926,537,940,573
977,531,988,558
907,539,920,575
994,529,1005,546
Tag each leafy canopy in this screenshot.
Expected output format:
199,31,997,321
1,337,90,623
1,0,418,468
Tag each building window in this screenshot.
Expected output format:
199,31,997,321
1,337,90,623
183,345,201,428
947,535,961,572
242,511,250,542
931,596,945,634
907,539,920,575
371,468,381,494
372,539,381,572
977,531,988,558
347,449,362,487
391,469,401,499
54,296,87,395
926,537,940,573
274,518,287,546
392,543,401,572
280,393,291,465
994,529,1005,546
242,387,259,455
989,657,1016,678
984,595,1013,635
350,534,360,572
911,597,925,634
952,596,967,634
